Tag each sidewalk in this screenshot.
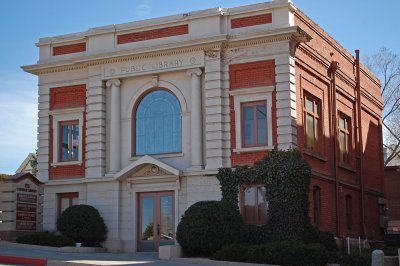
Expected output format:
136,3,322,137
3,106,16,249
0,241,201,265
0,241,269,266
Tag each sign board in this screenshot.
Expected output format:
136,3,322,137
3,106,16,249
16,203,37,213
15,182,39,231
17,193,37,204
16,221,36,231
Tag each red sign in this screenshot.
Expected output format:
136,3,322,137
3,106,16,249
16,221,36,231
17,203,37,212
17,193,37,203
16,212,36,221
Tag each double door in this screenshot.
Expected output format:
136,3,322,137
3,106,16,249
137,191,174,252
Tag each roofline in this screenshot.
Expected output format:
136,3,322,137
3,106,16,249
35,0,294,46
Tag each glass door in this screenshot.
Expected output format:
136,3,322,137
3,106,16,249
138,191,174,252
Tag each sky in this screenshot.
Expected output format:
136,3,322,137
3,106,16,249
0,0,399,174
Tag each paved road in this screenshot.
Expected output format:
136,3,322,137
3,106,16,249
0,244,210,266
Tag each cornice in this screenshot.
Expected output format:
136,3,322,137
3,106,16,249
294,10,381,87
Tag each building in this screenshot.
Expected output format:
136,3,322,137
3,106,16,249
22,0,384,252
15,153,37,176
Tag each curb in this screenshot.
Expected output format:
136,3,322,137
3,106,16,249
0,255,47,266
0,241,106,253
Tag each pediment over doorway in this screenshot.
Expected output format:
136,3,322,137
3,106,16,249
113,155,180,181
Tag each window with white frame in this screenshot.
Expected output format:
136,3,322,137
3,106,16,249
50,107,84,166
232,86,274,152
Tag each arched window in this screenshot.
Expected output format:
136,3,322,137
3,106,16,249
135,90,182,155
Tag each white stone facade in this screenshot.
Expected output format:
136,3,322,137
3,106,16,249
23,0,311,252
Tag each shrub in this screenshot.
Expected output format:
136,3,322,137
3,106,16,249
332,251,371,266
239,224,270,244
57,205,108,246
307,228,337,250
176,201,244,256
17,231,74,247
213,241,330,266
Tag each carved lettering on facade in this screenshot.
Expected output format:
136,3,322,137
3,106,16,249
103,52,204,79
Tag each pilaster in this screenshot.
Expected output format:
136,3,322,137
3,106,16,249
86,66,106,178
275,50,297,149
106,78,122,174
187,68,203,170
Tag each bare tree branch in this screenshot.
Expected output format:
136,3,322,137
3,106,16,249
364,47,400,166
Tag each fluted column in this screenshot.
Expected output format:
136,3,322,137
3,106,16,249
187,68,203,170
106,79,121,173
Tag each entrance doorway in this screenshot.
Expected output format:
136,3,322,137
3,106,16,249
137,191,175,252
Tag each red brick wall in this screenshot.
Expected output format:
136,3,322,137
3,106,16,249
229,60,276,166
294,10,383,239
230,60,275,89
117,25,188,44
50,84,86,110
231,13,272,29
309,178,337,233
49,85,86,180
384,167,400,220
53,43,86,56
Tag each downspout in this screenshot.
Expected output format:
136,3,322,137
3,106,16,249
329,60,340,237
355,50,366,239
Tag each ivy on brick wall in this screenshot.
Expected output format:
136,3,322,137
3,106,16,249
217,149,319,242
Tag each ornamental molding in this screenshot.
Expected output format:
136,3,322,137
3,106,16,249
23,26,311,76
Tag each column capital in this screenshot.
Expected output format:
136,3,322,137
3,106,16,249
106,78,121,88
186,68,202,77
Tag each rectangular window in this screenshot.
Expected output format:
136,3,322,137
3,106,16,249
313,186,321,226
338,115,350,164
240,184,268,224
58,192,79,217
59,120,79,161
241,101,267,147
304,95,321,152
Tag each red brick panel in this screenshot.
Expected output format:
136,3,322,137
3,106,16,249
117,25,189,44
231,13,272,29
53,43,86,56
229,60,277,166
230,60,276,89
362,111,382,191
309,178,337,233
49,85,86,180
50,84,86,110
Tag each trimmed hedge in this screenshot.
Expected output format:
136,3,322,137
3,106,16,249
213,241,330,266
17,231,74,247
176,201,244,256
57,205,107,246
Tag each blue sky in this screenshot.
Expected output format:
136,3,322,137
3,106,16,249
0,0,399,174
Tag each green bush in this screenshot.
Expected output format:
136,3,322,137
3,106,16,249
332,251,371,266
57,205,108,246
176,201,244,256
213,241,330,266
239,224,270,244
17,231,74,247
307,228,337,250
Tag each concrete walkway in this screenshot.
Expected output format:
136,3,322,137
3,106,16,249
0,242,207,266
0,241,271,266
